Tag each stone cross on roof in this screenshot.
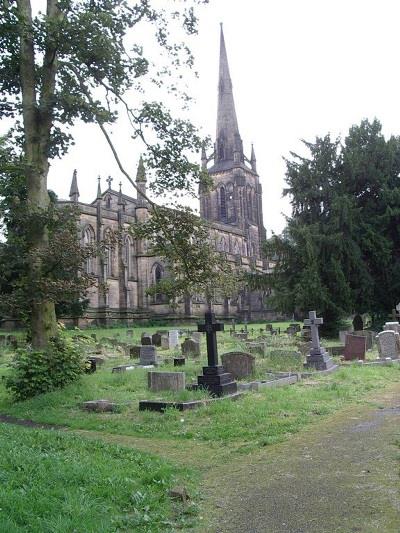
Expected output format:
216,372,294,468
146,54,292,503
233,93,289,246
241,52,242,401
304,310,323,351
198,311,224,367
106,175,113,190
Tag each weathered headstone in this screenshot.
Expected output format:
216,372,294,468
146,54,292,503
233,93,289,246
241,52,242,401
233,332,248,341
191,332,201,343
196,312,237,396
352,314,364,331
128,345,141,358
148,371,185,392
161,335,170,350
82,400,119,412
303,311,336,371
174,357,185,366
140,345,158,365
141,333,152,346
384,322,400,334
245,342,266,357
329,346,345,356
339,330,349,345
181,338,200,357
152,332,162,347
169,330,179,349
221,352,255,380
112,364,136,373
344,335,366,361
376,330,400,359
265,324,273,332
353,330,373,351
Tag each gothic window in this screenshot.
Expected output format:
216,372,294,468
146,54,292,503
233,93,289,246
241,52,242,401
104,228,114,277
105,195,111,209
233,240,240,255
82,225,95,274
220,186,227,221
226,182,235,222
152,263,165,304
246,185,253,221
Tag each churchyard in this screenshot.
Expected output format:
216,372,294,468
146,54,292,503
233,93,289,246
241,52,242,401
0,316,400,531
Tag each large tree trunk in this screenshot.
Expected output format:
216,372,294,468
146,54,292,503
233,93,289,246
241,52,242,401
17,0,58,348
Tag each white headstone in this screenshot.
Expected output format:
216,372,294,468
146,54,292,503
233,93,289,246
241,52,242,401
384,322,400,333
169,330,179,349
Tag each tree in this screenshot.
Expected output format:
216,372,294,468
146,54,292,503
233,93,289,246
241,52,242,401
248,119,400,333
1,0,210,347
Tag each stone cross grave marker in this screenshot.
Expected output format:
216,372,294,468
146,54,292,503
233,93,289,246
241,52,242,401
140,345,157,365
376,330,400,359
303,311,336,371
344,335,366,361
197,311,237,396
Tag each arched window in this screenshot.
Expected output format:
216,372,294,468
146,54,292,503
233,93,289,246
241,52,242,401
220,186,227,220
105,195,111,209
246,185,253,221
152,263,165,304
82,225,95,274
226,182,235,222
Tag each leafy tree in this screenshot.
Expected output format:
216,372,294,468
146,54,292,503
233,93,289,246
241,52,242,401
0,0,211,347
248,119,400,334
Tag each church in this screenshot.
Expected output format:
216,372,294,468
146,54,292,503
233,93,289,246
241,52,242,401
61,27,273,325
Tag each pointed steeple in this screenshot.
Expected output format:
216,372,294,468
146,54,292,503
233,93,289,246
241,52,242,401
96,176,102,200
214,24,243,168
69,169,79,202
118,181,126,209
201,145,207,170
250,144,257,172
136,155,147,203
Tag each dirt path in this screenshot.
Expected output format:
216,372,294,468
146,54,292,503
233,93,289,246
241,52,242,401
199,384,400,533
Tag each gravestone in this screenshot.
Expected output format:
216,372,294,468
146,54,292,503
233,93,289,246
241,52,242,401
140,345,158,365
148,371,185,392
161,335,170,349
181,338,200,357
353,330,373,351
376,331,400,359
265,324,273,332
290,323,301,333
141,333,152,346
174,357,185,366
329,345,345,356
221,352,255,380
233,332,248,341
85,358,97,373
196,312,237,396
344,335,366,361
0,335,6,346
245,342,266,357
352,314,364,331
384,322,400,334
112,364,136,373
169,330,179,349
301,327,311,341
303,311,336,371
151,332,162,347
191,332,201,343
126,330,133,338
339,330,349,345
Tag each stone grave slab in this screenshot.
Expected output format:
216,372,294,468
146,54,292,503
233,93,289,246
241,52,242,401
221,352,255,380
344,335,366,361
112,364,136,373
181,338,200,357
148,371,185,392
376,330,400,359
141,333,152,345
269,349,302,359
82,400,120,412
169,330,179,349
161,335,170,349
152,332,162,347
140,345,158,365
139,392,244,413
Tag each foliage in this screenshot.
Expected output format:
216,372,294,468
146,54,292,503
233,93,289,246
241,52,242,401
130,205,241,307
0,0,210,348
248,119,400,333
5,334,85,400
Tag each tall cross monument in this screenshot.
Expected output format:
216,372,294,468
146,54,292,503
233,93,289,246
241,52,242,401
303,311,337,371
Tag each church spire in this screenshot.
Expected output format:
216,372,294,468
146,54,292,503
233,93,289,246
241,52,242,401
69,169,79,203
250,144,257,172
214,24,243,168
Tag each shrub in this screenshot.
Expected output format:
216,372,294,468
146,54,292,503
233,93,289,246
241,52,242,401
5,335,85,400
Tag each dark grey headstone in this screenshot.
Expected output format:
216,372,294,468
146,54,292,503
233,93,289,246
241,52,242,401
140,345,157,365
141,333,152,346
181,338,200,357
152,333,162,347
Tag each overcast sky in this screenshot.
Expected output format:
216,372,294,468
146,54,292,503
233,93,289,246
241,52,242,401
47,0,400,235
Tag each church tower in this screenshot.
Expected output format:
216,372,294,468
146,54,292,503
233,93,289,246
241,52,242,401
200,25,266,258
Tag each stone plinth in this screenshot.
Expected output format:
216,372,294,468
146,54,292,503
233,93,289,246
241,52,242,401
197,365,237,397
148,371,185,392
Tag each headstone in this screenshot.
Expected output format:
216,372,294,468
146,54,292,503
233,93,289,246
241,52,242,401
181,338,200,357
339,330,349,344
301,327,311,341
161,335,170,349
376,331,400,359
233,332,248,341
352,314,364,331
303,311,336,371
85,358,97,373
353,330,373,351
140,345,158,365
344,335,366,361
329,346,345,356
191,332,201,343
169,330,179,349
152,332,162,347
141,333,152,346
384,322,400,334
0,335,7,346
196,312,237,396
148,371,185,392
245,342,266,357
174,357,185,367
221,352,255,380
112,364,136,373
126,330,133,338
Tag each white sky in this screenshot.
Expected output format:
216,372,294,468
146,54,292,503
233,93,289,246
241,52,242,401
47,0,400,236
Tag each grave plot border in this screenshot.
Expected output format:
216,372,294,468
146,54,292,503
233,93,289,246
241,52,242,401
139,392,244,413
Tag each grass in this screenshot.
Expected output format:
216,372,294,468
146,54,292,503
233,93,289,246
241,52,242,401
0,423,197,533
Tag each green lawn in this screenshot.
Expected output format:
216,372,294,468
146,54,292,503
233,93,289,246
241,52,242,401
0,424,197,533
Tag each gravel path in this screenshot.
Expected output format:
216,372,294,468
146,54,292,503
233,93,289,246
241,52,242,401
200,383,400,533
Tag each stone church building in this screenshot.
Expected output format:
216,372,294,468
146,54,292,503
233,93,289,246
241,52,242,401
61,27,273,325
